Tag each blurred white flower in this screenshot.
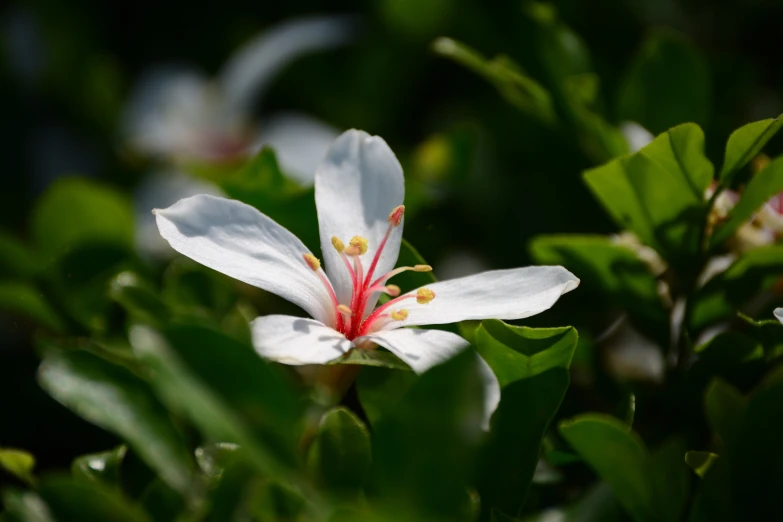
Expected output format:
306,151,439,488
619,121,654,153
775,308,783,325
611,231,667,276
123,16,355,182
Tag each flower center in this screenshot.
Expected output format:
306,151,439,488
302,205,436,341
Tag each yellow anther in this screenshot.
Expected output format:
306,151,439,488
303,253,321,271
391,309,409,321
337,304,354,316
416,288,436,304
386,284,401,297
346,236,368,256
331,236,345,253
388,205,405,226
414,264,432,272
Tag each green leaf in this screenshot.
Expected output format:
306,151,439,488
720,115,783,182
0,449,35,485
71,445,126,487
432,38,557,126
308,407,372,497
711,155,783,247
704,378,746,448
476,321,577,516
690,246,783,329
37,350,195,495
0,282,64,332
685,451,719,478
0,232,40,278
109,272,170,326
31,177,133,260
139,479,184,522
583,124,711,263
617,29,711,134
36,475,151,522
529,235,667,339
1,490,56,522
476,321,577,386
160,322,305,464
372,350,487,517
559,414,650,522
356,366,418,428
127,325,303,484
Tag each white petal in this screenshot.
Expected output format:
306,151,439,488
475,353,501,431
775,308,783,325
315,130,405,307
155,194,335,325
255,113,341,186
134,170,224,260
218,16,357,113
392,266,580,328
357,328,469,374
251,315,352,365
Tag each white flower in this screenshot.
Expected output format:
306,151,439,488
154,130,579,424
775,308,783,325
758,191,783,237
619,121,654,153
122,16,354,182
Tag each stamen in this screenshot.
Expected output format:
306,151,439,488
331,236,345,253
369,264,432,289
366,284,400,297
388,205,405,226
346,236,368,256
385,284,401,297
337,304,354,316
391,309,409,321
416,288,436,304
302,254,343,331
303,253,321,271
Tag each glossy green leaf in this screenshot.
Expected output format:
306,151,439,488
711,155,783,247
160,322,305,464
432,38,557,126
71,445,126,487
372,350,487,517
0,449,35,485
308,407,372,496
476,321,576,386
36,475,151,522
31,177,133,260
704,378,746,448
356,366,418,428
720,115,783,181
128,325,300,482
617,30,711,134
37,350,195,495
690,246,783,330
0,282,64,332
560,415,649,521
584,124,710,262
685,451,719,478
475,321,577,516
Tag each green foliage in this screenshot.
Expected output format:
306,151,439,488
617,30,711,135
31,177,134,260
719,115,783,182
0,449,36,486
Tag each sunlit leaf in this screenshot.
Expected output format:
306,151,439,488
720,115,783,182
0,449,36,486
